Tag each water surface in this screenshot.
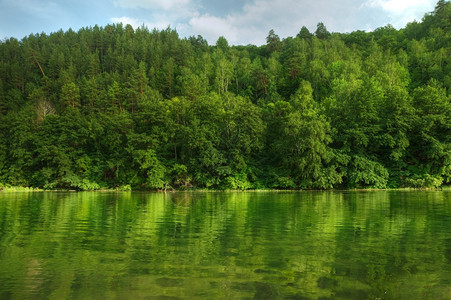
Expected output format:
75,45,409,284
0,191,450,299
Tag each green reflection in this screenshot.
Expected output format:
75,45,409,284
0,191,450,299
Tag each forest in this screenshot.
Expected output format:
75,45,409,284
0,1,450,190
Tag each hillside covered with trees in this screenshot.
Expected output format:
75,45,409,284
0,1,450,190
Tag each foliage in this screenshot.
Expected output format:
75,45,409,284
0,1,450,189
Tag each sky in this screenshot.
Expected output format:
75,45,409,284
0,0,439,45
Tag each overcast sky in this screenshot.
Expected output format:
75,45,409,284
0,0,439,45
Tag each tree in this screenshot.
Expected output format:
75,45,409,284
266,29,281,53
326,77,388,188
178,68,203,101
406,81,451,186
214,51,233,94
0,11,449,190
378,86,414,186
29,87,55,122
108,81,123,112
267,81,340,188
158,57,176,98
297,26,313,39
220,93,264,188
216,36,229,51
61,82,80,109
315,22,331,39
127,61,148,112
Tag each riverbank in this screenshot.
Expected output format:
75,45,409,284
1,184,449,192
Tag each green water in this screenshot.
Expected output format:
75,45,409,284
0,191,450,299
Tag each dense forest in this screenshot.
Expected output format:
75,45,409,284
0,1,450,190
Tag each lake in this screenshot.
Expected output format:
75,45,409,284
0,191,450,299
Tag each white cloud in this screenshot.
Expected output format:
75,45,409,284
114,0,192,11
188,14,238,43
187,0,360,45
112,0,199,33
363,0,436,27
110,16,142,29
365,0,433,13
0,0,440,45
110,16,176,31
108,0,437,46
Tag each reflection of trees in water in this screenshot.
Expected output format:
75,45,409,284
0,191,449,299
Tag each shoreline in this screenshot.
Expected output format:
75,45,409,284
1,186,449,193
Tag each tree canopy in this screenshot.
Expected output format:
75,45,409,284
0,1,450,190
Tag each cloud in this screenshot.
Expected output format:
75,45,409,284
188,14,238,43
363,0,436,26
110,16,178,31
185,0,438,45
187,0,364,45
110,17,143,28
2,0,437,46
364,0,433,13
114,0,192,11
112,0,199,32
